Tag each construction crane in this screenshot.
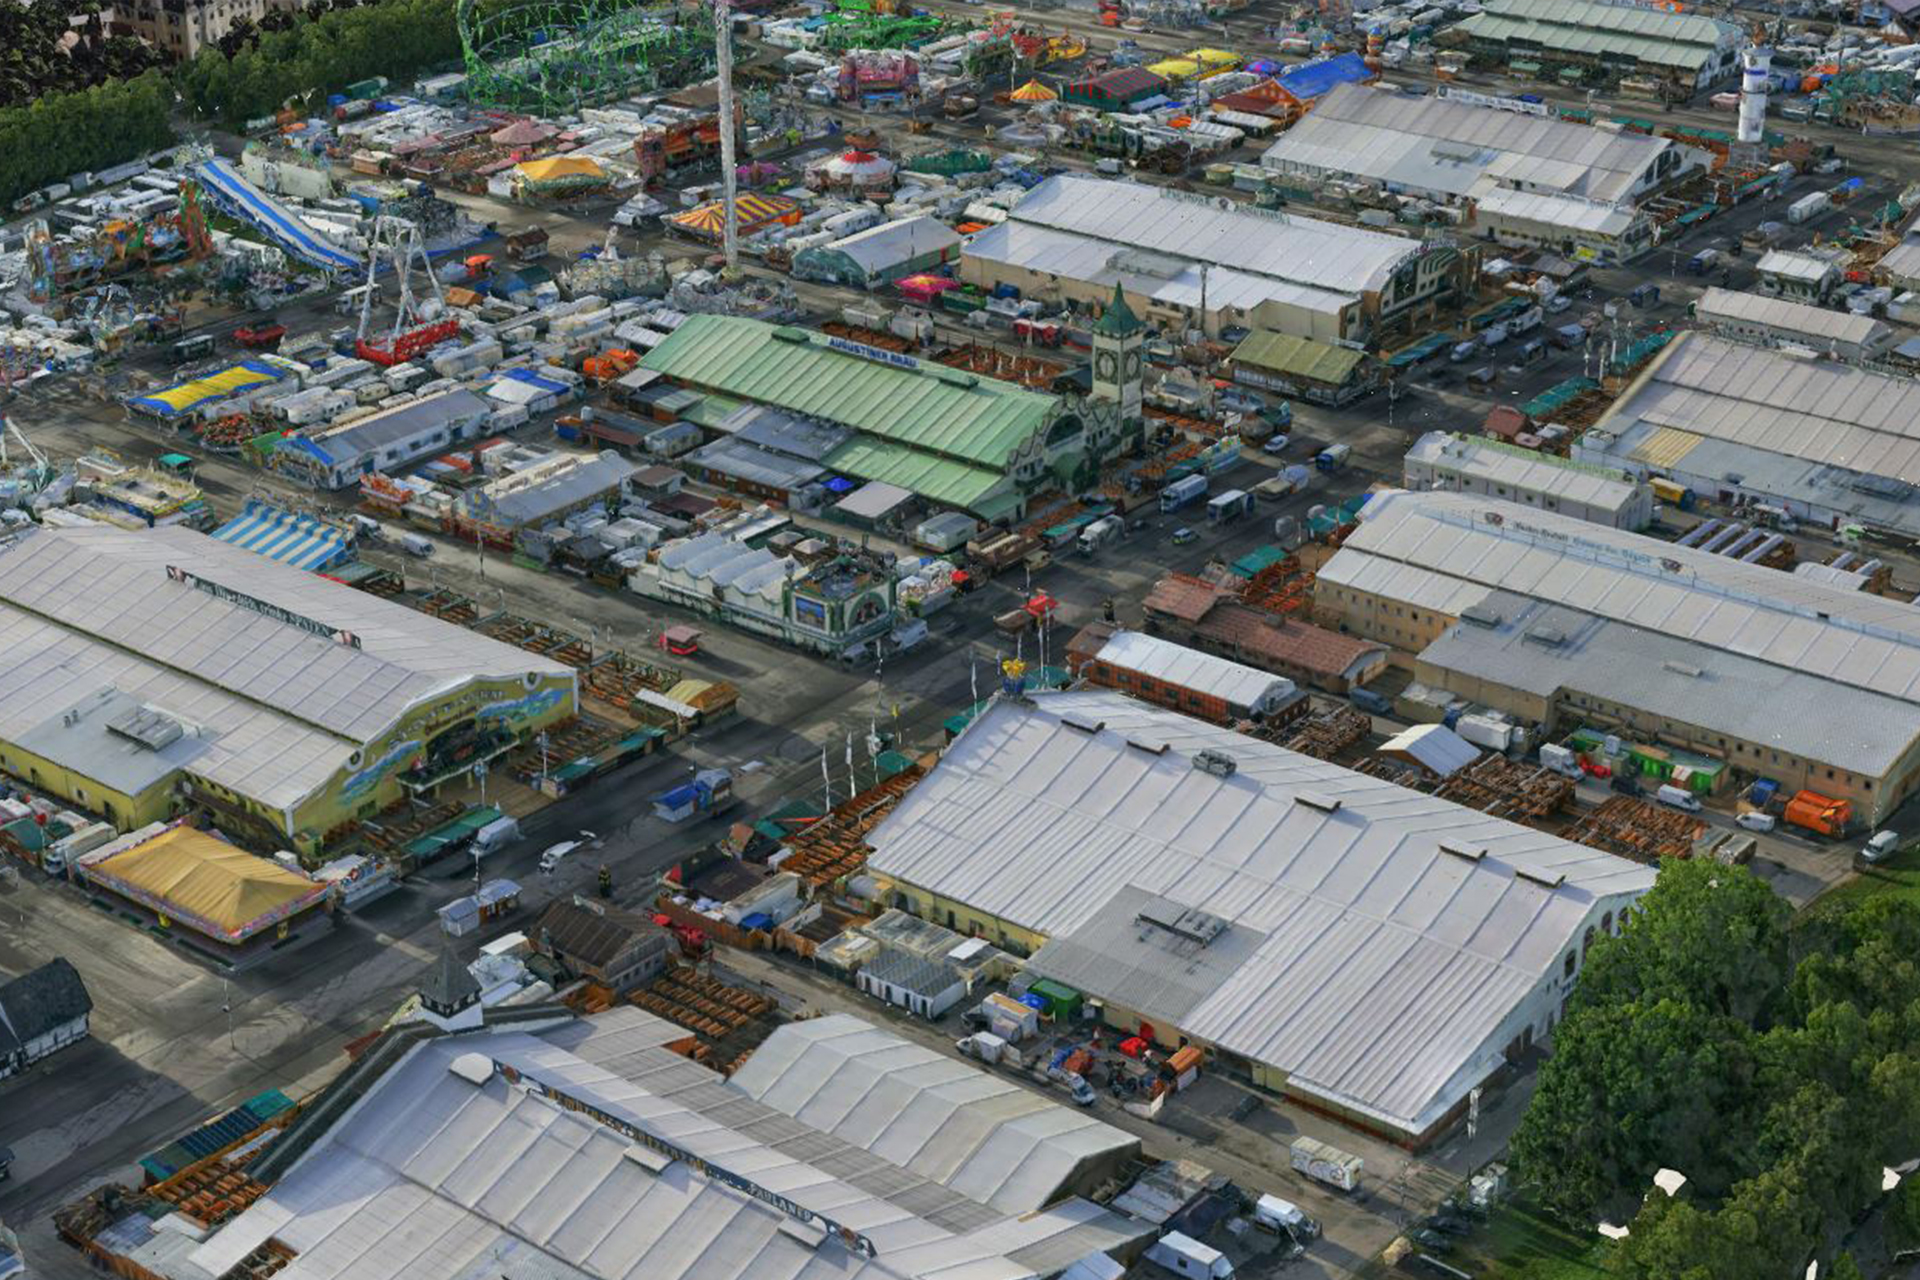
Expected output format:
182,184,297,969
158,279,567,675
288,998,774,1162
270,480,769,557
355,216,460,366
1,416,54,490
715,0,739,273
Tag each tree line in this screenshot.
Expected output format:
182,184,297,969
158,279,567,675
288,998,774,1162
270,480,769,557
0,0,468,207
1511,859,1920,1279
0,73,174,210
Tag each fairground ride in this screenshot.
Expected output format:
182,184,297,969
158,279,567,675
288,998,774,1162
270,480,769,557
457,0,721,112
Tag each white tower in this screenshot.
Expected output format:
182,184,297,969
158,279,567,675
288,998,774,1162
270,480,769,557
1737,44,1772,149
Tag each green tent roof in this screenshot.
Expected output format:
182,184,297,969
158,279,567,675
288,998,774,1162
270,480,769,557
642,314,1058,470
1230,330,1366,384
824,436,1007,512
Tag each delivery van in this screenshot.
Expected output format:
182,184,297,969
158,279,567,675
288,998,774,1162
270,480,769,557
1656,784,1702,813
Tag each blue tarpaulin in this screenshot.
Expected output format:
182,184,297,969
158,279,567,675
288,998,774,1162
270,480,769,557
212,498,352,571
1275,53,1371,102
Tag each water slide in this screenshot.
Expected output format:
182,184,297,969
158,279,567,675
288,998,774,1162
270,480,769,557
191,157,361,274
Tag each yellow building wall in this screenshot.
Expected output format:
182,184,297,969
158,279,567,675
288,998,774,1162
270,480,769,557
0,744,177,830
1,672,577,851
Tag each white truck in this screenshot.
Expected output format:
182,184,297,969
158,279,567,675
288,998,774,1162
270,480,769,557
1291,1136,1363,1192
1145,1232,1234,1279
1077,515,1124,554
1788,191,1830,224
1539,743,1583,778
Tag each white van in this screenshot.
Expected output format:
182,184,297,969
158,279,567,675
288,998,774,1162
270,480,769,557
397,532,435,558
1736,810,1776,833
1655,784,1702,813
470,816,521,859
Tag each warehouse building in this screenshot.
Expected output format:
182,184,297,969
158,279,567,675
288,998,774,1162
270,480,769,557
160,1003,1149,1280
1449,0,1743,97
1575,333,1920,540
960,174,1463,344
1315,488,1920,822
792,215,962,290
1226,330,1381,405
641,312,1142,521
1260,84,1698,264
1692,287,1896,362
631,538,904,657
1067,627,1309,725
864,691,1655,1146
1141,573,1389,693
732,1014,1141,1213
1756,247,1846,303
1403,431,1654,529
0,524,575,854
272,389,495,490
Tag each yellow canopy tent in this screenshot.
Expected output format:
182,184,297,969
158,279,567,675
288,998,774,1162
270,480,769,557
1010,79,1058,102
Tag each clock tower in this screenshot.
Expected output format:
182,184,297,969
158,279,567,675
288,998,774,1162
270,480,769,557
1090,281,1143,425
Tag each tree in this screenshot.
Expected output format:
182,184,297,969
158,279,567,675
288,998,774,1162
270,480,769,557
1574,859,1791,1027
1827,1252,1865,1280
1889,1176,1920,1258
1513,997,1760,1223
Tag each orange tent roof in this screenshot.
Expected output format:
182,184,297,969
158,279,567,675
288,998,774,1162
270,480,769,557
1010,79,1058,102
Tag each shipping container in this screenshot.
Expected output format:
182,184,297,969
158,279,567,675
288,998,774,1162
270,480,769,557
1787,191,1830,224
1291,1136,1363,1192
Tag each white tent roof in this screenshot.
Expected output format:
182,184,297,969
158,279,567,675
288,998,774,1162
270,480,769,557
730,1014,1138,1214
864,692,1653,1135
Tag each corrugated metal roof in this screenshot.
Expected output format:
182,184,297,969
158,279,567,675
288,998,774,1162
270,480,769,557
962,220,1359,322
1405,431,1644,515
1262,82,1672,204
1694,287,1890,348
307,390,492,465
815,215,961,274
1378,723,1481,778
0,525,570,813
864,692,1652,1134
1094,630,1298,711
1419,594,1919,774
1323,487,1920,717
1756,248,1843,282
1599,333,1920,487
731,1014,1138,1214
641,315,1056,470
1230,330,1366,383
1456,0,1739,69
994,175,1421,297
190,1010,1147,1280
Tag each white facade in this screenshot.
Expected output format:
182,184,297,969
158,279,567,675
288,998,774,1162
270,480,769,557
1403,431,1654,529
958,175,1450,343
1693,287,1894,361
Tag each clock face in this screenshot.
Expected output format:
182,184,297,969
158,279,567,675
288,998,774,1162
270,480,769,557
1095,350,1117,380
1122,349,1142,381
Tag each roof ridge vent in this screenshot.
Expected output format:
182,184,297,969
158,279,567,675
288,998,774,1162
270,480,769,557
1126,736,1170,755
1295,790,1342,814
1661,660,1703,678
1439,839,1487,862
1061,715,1106,735
1515,866,1566,889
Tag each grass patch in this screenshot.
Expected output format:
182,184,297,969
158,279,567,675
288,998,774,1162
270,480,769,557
1453,1201,1613,1280
1806,845,1920,917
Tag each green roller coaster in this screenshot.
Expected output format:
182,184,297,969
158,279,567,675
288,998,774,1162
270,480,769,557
457,0,720,113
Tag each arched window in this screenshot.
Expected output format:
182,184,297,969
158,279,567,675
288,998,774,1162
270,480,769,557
1563,951,1576,979
1602,911,1614,935
1583,926,1597,958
